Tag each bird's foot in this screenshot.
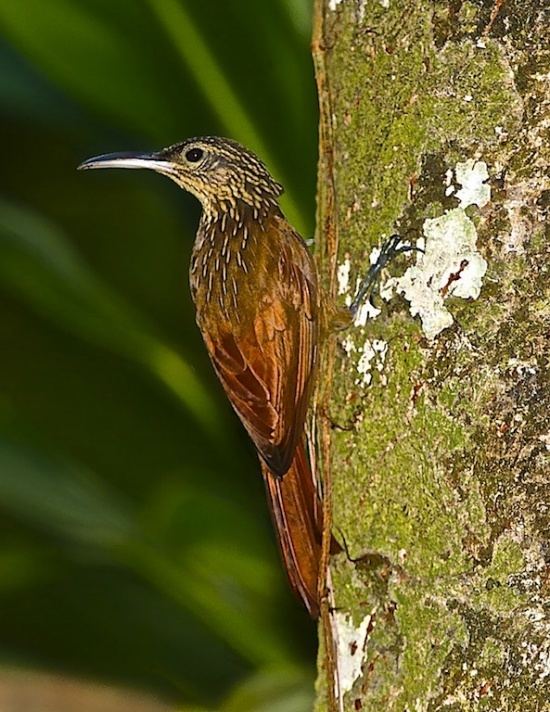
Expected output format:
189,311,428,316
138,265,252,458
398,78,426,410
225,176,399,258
349,233,423,317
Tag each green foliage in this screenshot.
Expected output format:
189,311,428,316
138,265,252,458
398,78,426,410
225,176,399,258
0,1,317,709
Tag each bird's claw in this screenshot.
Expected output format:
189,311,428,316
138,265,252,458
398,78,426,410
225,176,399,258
349,233,421,317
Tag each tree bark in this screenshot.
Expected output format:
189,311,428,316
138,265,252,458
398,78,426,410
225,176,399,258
312,1,549,710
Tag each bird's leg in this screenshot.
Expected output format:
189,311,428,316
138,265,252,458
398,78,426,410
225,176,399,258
349,233,423,317
323,234,422,335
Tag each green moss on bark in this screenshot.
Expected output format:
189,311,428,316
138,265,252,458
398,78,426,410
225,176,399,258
315,0,549,709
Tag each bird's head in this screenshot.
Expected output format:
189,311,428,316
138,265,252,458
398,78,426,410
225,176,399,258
79,136,284,220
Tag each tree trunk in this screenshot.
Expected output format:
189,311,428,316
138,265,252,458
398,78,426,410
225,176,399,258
312,1,549,710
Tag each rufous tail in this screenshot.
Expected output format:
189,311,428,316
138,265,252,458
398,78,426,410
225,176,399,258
261,440,322,618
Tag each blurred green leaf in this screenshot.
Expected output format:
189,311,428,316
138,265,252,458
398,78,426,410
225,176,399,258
130,537,295,667
0,198,220,438
0,434,133,547
221,667,314,712
146,0,305,232
0,44,81,124
0,0,318,706
280,0,313,38
0,428,295,667
0,563,247,702
0,544,52,594
0,0,175,139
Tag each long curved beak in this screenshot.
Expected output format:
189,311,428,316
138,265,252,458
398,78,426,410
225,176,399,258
78,151,177,177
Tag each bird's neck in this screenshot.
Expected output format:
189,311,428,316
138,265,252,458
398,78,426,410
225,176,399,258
190,199,282,311
199,196,281,236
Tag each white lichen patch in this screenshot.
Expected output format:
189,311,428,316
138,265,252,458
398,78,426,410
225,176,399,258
355,339,388,385
379,277,395,302
338,248,385,324
353,299,381,327
369,245,381,265
390,208,488,340
516,635,550,687
386,159,490,339
338,245,418,381
455,159,491,209
334,611,372,693
356,341,375,386
445,167,456,196
337,256,352,295
349,246,386,323
538,642,550,680
341,335,356,356
329,0,344,9
372,339,388,369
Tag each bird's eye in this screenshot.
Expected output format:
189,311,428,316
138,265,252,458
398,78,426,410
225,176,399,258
185,147,204,163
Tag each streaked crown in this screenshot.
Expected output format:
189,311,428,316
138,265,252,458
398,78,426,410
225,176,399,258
155,137,284,216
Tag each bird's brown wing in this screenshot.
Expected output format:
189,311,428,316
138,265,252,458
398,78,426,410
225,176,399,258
198,218,318,476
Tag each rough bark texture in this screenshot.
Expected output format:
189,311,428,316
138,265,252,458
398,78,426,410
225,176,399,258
313,1,549,710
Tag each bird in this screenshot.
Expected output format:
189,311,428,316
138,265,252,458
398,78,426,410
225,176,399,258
79,137,324,616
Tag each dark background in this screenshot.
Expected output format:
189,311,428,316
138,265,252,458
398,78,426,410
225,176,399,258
0,1,318,709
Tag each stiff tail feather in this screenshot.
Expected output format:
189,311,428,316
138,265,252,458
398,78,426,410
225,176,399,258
261,440,322,618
